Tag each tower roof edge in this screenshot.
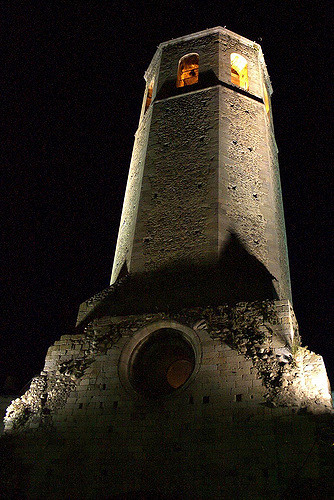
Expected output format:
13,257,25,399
144,27,264,82
158,26,259,50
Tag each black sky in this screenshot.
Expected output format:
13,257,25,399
2,1,333,390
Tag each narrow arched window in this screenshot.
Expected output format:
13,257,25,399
176,53,199,88
263,84,270,115
230,53,249,91
145,79,154,113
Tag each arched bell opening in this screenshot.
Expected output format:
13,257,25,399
144,78,154,113
176,53,199,88
230,53,249,90
263,83,270,114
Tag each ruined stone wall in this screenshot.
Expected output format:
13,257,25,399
4,300,331,435
2,301,333,498
9,299,329,436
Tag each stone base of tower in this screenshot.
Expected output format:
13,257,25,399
2,300,333,498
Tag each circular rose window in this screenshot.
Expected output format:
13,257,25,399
128,328,196,398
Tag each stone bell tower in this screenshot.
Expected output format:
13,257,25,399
3,28,333,499
110,27,291,306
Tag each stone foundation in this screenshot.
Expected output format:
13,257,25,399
2,300,333,498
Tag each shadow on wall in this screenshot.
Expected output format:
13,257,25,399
95,233,278,319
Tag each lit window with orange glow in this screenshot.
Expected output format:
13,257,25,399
230,53,249,91
144,79,154,113
263,84,270,114
176,53,199,88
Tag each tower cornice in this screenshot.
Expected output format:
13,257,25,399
158,26,259,50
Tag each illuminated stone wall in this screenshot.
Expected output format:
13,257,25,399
2,28,333,499
131,87,220,273
218,85,291,300
110,109,153,283
111,27,291,302
2,301,333,497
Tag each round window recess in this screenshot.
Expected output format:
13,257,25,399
128,328,196,399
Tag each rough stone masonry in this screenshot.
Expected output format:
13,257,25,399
2,27,333,499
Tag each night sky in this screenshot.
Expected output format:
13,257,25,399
2,2,333,391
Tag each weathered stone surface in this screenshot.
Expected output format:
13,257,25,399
4,301,332,437
110,26,291,303
1,301,333,497
2,27,333,499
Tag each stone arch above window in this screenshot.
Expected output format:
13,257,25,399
176,53,199,88
230,53,249,91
